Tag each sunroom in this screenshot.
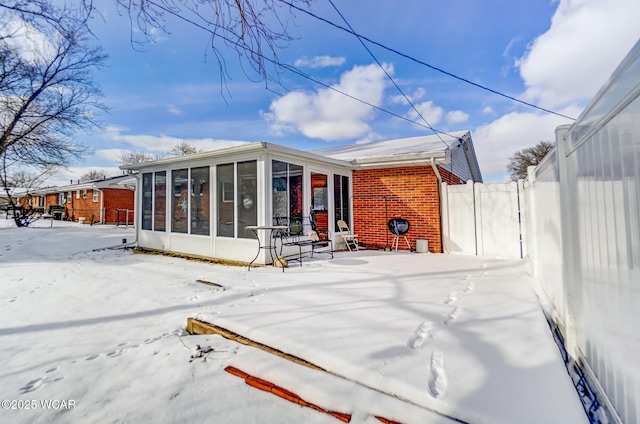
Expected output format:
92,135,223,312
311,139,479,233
121,142,353,265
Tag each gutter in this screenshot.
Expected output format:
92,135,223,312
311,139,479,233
430,157,445,254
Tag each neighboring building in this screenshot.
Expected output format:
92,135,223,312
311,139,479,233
122,132,481,265
22,175,135,224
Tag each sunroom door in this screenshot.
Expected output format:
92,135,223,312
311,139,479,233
310,172,329,234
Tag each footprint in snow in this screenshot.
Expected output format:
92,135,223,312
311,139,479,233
86,353,103,360
443,307,462,325
464,281,475,293
443,292,458,305
20,376,46,393
9,296,18,303
407,321,432,349
107,349,125,358
428,350,447,398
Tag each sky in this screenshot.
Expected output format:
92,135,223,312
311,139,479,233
27,0,640,184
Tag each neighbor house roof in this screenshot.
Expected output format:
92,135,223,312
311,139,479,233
314,131,483,182
32,175,135,195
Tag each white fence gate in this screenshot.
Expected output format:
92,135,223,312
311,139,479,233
441,180,523,258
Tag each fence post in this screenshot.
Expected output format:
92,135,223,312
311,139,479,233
555,124,580,359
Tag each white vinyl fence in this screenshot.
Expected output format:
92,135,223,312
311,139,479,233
441,180,523,258
444,40,640,424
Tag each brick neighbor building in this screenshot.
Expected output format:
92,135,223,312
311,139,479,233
23,175,135,224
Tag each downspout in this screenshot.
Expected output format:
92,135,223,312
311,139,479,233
430,157,444,253
98,188,104,224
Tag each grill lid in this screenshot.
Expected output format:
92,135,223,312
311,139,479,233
388,218,410,236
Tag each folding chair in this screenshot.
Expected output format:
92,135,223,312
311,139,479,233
337,220,358,251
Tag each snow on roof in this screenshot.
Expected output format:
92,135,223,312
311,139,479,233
33,174,135,194
313,131,469,162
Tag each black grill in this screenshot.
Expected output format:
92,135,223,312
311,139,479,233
388,218,412,251
388,218,410,236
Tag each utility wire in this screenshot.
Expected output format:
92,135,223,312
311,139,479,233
326,0,450,147
279,0,576,121
146,0,460,136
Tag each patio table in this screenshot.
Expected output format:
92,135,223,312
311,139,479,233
245,225,289,271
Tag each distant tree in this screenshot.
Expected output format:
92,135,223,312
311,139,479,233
80,169,108,181
117,151,158,167
0,166,56,227
0,2,106,227
168,140,201,156
506,141,554,181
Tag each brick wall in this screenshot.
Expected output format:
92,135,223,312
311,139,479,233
352,165,463,253
103,188,135,224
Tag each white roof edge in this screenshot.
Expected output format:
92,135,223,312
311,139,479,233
352,151,447,166
119,141,353,171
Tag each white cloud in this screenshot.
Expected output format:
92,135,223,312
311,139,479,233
166,104,183,116
264,63,391,141
0,16,57,64
407,101,444,126
101,126,249,155
482,106,495,115
472,105,582,180
390,87,426,105
446,110,469,124
294,56,346,68
517,0,640,109
94,149,129,162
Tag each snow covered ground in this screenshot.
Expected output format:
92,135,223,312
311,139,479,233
0,220,587,423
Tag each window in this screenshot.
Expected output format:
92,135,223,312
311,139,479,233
76,190,80,199
92,190,98,202
154,171,166,232
237,161,257,239
190,167,210,235
82,189,87,199
217,163,234,237
142,173,153,230
334,175,350,231
272,160,303,234
311,173,328,211
58,193,64,205
171,169,189,233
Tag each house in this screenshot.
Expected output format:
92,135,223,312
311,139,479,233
121,132,481,264
22,175,135,224
316,130,482,252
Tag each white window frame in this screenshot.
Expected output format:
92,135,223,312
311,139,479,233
92,190,99,203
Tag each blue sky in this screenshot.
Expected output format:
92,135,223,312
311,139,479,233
49,0,640,183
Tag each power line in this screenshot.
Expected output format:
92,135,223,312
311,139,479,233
279,0,576,121
326,0,451,148
146,0,458,136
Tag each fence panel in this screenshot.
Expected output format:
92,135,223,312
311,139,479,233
474,182,522,258
525,40,640,424
442,180,476,255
